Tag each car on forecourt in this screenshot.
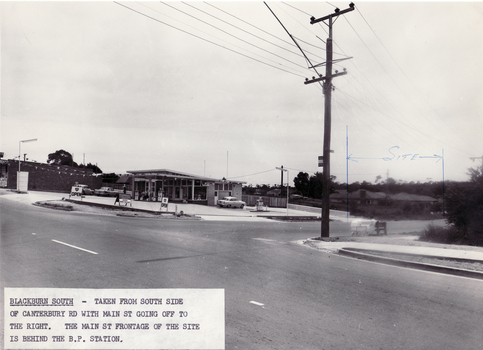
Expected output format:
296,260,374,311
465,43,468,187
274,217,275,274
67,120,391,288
94,187,118,197
218,196,246,209
76,184,95,195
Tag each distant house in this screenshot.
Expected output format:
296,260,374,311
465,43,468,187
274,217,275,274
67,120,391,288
266,188,281,196
331,189,437,207
389,192,437,204
116,174,132,184
331,189,386,205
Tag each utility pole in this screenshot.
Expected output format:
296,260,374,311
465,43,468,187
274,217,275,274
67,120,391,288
279,165,284,196
305,3,354,237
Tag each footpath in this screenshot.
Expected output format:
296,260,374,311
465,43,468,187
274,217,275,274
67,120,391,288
3,189,483,280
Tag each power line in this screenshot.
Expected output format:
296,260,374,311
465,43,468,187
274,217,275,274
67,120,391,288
228,168,275,180
161,2,309,71
355,6,468,147
264,2,324,89
205,2,297,50
343,14,466,152
183,2,307,61
114,2,307,78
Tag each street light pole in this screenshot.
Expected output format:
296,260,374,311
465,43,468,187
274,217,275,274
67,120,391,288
276,167,289,216
18,138,37,191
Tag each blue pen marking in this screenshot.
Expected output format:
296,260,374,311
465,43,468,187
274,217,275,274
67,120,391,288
348,146,443,163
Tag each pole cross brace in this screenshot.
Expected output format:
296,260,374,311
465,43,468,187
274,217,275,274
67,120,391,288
304,71,347,85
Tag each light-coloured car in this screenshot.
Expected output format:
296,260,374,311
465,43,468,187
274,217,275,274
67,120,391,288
218,196,245,209
94,187,117,197
77,184,94,195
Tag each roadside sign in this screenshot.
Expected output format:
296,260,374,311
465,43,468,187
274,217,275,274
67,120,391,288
17,171,29,192
318,151,334,167
69,186,83,200
160,197,169,211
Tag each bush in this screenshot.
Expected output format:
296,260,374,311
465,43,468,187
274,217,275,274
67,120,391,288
442,165,483,246
419,224,465,244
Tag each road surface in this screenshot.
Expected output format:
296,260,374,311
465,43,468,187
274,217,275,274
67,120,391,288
1,197,482,349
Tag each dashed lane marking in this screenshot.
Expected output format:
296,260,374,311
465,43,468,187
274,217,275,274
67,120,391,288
252,238,276,242
51,240,98,255
197,216,270,222
249,301,264,306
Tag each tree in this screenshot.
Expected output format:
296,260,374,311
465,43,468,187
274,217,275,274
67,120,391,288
79,162,103,174
309,172,324,199
101,173,120,183
47,150,103,173
293,172,310,197
445,164,483,245
47,149,78,167
305,172,336,199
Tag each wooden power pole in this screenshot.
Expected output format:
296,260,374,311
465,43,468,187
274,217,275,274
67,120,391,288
305,3,354,237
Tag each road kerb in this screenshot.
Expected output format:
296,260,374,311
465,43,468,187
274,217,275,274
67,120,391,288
338,248,483,280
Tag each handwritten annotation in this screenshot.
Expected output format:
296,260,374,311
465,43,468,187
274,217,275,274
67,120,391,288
348,146,443,163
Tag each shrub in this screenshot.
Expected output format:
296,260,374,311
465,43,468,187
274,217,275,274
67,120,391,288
419,223,465,244
442,165,483,246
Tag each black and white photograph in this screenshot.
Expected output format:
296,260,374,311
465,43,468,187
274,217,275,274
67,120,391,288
1,1,483,349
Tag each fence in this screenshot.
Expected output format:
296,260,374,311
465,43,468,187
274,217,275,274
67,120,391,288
242,195,287,208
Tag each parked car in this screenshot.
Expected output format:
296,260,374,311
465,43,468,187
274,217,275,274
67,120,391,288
94,187,117,197
218,196,246,209
77,184,94,195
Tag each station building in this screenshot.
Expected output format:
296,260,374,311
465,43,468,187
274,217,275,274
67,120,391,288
127,169,245,206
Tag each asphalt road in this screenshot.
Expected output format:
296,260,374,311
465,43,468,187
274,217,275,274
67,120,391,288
2,197,483,349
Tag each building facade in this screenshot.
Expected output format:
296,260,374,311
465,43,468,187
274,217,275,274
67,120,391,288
127,169,244,206
0,159,102,192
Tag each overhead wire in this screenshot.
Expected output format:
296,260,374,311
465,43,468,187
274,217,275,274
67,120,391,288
265,3,454,170
160,2,309,71
183,2,307,61
114,2,307,78
355,6,469,148
227,168,277,180
339,9,472,156
115,1,472,180
205,2,297,49
264,2,325,90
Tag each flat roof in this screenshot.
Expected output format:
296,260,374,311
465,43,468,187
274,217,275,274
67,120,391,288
126,168,245,184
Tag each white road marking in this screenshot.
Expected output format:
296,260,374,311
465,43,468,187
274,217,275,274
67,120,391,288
252,238,276,242
249,301,264,306
51,240,98,255
197,215,270,222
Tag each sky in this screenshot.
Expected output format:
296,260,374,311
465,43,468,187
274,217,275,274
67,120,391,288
2,1,482,187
